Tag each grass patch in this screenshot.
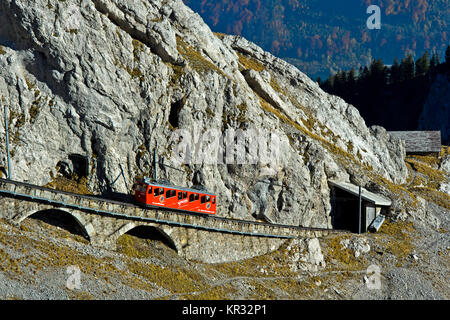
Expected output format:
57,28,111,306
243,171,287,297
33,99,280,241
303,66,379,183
410,187,450,210
322,234,369,273
376,220,416,266
126,260,208,294
236,52,265,72
213,32,226,40
176,36,226,77
116,234,153,259
45,175,93,195
406,158,446,189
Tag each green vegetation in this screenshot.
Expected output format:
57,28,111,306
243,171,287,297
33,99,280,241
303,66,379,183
45,175,93,195
236,52,265,72
184,0,449,80
403,148,450,210
319,48,450,134
176,36,226,77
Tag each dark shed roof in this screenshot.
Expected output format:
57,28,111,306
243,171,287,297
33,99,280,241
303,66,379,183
388,131,441,153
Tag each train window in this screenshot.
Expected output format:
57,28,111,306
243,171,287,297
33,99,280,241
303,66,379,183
189,194,195,202
183,192,187,199
194,193,199,201
178,192,182,200
148,186,152,194
166,189,176,198
201,195,206,204
206,196,210,202
212,197,215,204
155,188,164,196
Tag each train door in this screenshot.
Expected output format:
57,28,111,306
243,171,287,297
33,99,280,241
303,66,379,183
152,186,165,206
200,195,214,213
134,182,150,205
187,192,200,212
177,191,189,209
165,189,177,208
210,196,216,214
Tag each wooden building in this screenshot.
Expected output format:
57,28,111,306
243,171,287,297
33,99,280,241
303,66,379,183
388,131,441,154
328,180,391,233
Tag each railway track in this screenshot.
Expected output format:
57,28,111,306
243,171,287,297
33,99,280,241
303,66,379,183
0,178,346,239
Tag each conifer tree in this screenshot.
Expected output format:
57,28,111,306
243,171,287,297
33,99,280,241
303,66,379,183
400,54,415,81
415,51,430,77
390,58,401,84
446,45,450,70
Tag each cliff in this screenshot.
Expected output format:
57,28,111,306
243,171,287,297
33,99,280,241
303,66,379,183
0,0,409,228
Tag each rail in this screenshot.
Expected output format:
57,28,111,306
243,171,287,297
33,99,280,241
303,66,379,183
0,178,346,239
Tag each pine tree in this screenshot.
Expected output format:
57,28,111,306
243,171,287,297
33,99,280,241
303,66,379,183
390,58,401,84
316,77,322,86
415,51,430,77
369,58,387,87
400,54,415,81
446,45,450,71
323,74,335,93
430,52,440,76
446,45,450,65
334,70,346,96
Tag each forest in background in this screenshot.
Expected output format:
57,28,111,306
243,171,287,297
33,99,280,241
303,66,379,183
317,46,450,139
183,0,449,80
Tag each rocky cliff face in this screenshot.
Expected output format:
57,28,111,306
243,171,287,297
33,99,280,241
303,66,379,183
0,0,408,228
418,74,450,145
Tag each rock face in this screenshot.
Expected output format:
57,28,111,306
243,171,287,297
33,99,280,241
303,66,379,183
0,0,408,228
418,74,450,145
286,238,326,273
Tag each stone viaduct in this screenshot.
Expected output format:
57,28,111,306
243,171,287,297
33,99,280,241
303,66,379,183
0,178,336,263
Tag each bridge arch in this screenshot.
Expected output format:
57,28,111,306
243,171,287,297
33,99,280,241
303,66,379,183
23,208,93,241
115,223,178,253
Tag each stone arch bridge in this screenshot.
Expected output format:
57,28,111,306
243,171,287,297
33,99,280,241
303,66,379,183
0,179,337,263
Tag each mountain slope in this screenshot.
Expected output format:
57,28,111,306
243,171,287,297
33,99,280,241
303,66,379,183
0,0,413,230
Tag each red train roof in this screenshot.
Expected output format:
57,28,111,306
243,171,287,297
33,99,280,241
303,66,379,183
136,178,216,196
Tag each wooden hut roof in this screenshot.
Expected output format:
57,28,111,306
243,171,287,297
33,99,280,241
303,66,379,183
388,131,441,153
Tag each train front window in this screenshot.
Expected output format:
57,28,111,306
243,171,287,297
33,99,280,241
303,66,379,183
137,184,147,193
155,188,164,196
206,196,210,202
212,197,215,204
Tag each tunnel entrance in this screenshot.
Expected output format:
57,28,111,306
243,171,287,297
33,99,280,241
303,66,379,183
330,187,360,233
69,154,89,178
168,98,185,128
329,180,391,233
56,154,89,179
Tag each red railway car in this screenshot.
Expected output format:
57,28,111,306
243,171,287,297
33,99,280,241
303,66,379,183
133,178,216,215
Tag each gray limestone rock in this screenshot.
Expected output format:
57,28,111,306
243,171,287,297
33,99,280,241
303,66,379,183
0,0,409,229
